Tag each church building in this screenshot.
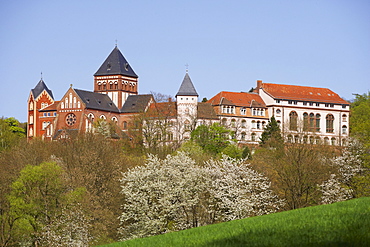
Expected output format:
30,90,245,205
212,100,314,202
27,47,350,146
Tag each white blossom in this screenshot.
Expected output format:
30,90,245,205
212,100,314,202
118,152,283,240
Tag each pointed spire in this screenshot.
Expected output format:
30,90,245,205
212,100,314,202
31,78,54,99
176,72,198,97
94,46,138,78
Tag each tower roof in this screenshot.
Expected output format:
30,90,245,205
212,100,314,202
94,46,138,78
31,79,54,99
176,72,198,97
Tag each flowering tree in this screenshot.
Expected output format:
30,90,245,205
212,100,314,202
205,156,284,221
118,152,282,240
320,138,364,204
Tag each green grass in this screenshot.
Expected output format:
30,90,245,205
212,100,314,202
101,197,370,247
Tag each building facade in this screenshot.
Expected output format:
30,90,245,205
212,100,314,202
27,47,349,145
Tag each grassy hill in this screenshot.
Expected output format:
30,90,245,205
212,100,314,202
101,197,370,247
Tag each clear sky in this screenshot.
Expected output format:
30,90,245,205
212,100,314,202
1,0,369,122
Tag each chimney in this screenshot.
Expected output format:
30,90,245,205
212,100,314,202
168,97,172,103
256,80,263,91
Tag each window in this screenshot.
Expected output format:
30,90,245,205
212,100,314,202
111,117,118,124
342,125,347,135
342,139,346,146
241,120,246,128
240,107,246,115
231,119,236,127
315,137,321,145
309,136,314,144
251,133,256,141
330,104,334,108
288,100,292,104
123,121,128,130
303,113,309,131
315,114,321,132
289,111,298,131
303,135,308,144
293,101,298,105
276,109,281,114
331,137,336,146
276,99,280,103
294,135,299,143
309,113,315,131
324,137,329,145
303,102,307,106
29,115,34,124
342,114,347,122
309,102,314,106
168,133,174,141
342,105,347,109
65,113,76,126
287,135,293,143
326,114,334,133
100,115,106,120
262,121,266,129
29,102,34,110
253,108,257,116
316,103,320,106
241,132,246,141
222,118,227,126
325,103,329,107
257,121,261,129
252,120,256,129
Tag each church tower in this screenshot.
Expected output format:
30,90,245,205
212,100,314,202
176,71,199,119
27,79,54,139
94,46,138,109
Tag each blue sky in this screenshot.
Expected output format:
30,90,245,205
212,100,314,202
1,0,369,122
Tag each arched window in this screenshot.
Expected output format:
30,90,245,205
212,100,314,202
309,113,315,131
303,135,308,144
241,132,246,141
257,121,261,129
123,121,128,130
342,125,347,135
61,102,64,109
289,111,298,131
251,133,256,141
222,118,227,126
326,114,334,133
29,127,33,136
309,136,314,144
77,101,81,108
287,135,293,143
294,135,299,143
73,97,77,108
303,113,309,131
324,137,329,145
100,115,106,120
315,136,321,145
331,137,336,146
231,119,236,127
29,102,34,110
315,114,321,132
65,98,68,109
29,115,34,124
252,120,256,129
241,120,246,128
253,108,257,116
111,117,118,124
342,114,347,122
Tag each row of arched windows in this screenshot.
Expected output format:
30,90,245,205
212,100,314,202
289,111,336,133
287,135,341,145
61,93,81,109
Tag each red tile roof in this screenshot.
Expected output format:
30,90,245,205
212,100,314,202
207,91,266,108
262,83,349,104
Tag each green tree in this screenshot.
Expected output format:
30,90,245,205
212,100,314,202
259,116,283,148
349,92,370,197
0,117,26,152
7,162,65,246
191,123,231,155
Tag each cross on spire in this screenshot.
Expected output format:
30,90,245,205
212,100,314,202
185,63,189,73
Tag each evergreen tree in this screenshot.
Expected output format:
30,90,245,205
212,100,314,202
259,116,283,148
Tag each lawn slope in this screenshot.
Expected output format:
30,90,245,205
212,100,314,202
101,197,370,247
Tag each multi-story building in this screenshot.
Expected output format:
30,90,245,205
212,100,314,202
27,47,349,145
